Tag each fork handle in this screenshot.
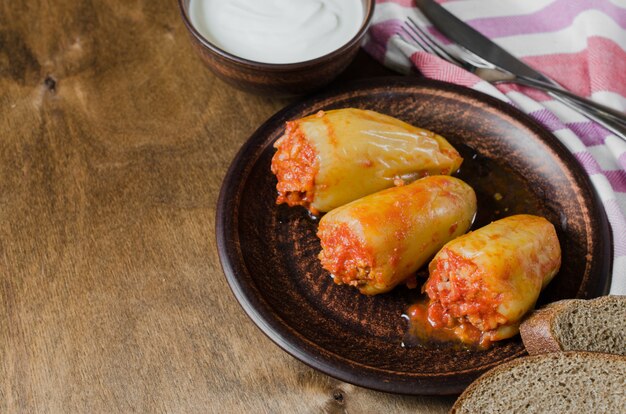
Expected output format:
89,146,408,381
511,76,626,128
550,93,626,142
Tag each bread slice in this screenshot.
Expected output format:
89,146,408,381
520,295,625,356
451,352,626,414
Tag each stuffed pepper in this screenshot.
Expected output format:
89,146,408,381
421,214,561,348
271,108,463,214
317,176,477,295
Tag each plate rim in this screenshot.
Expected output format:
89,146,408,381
215,77,612,395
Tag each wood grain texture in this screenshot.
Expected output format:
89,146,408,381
0,0,453,412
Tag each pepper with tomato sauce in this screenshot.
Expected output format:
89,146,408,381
408,215,561,348
317,176,477,295
271,108,463,214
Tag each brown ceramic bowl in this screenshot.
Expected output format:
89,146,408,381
178,0,375,96
216,78,612,395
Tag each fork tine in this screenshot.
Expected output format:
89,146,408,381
405,16,460,65
400,27,434,54
406,17,496,71
400,22,436,55
402,18,438,56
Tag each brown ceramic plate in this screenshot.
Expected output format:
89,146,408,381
216,78,611,395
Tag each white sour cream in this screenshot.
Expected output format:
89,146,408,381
189,0,364,64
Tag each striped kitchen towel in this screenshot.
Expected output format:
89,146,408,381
363,0,626,294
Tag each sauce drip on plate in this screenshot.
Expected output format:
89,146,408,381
403,297,490,350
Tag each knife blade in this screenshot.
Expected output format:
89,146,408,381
414,0,552,84
413,0,626,138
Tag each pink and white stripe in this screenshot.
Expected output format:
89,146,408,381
364,0,626,294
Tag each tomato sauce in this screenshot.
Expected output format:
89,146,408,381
271,122,319,214
404,299,486,349
403,249,507,349
317,222,375,287
425,249,504,331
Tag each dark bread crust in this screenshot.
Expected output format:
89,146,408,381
519,299,579,355
520,296,625,355
450,351,626,414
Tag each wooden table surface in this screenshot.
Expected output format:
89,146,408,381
1,1,456,412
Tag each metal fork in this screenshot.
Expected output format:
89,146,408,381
401,17,626,141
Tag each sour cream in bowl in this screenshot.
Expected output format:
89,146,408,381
178,0,374,95
189,0,364,64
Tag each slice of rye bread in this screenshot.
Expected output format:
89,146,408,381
451,352,626,414
519,295,625,356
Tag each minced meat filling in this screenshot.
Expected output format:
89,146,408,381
271,121,319,214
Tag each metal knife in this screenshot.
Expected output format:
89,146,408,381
415,0,626,134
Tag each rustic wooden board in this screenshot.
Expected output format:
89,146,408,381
0,0,454,412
